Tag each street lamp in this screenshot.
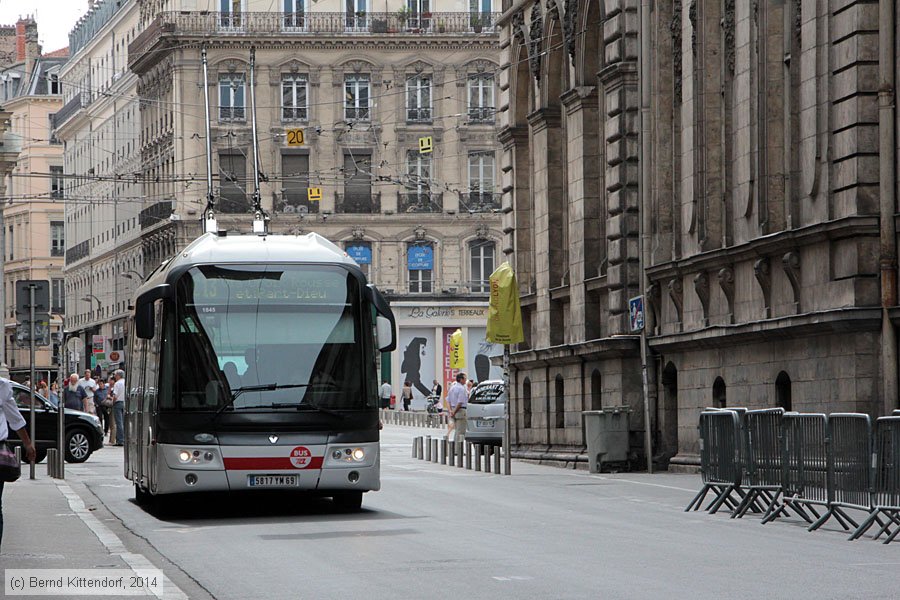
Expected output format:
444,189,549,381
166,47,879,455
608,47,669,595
81,294,102,313
121,270,144,281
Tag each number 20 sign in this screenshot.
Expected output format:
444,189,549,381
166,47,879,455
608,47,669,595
286,128,305,146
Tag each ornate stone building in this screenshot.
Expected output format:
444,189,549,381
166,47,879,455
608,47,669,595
499,0,899,469
59,0,505,396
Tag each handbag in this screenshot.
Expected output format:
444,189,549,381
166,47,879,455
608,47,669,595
0,442,22,483
101,395,114,408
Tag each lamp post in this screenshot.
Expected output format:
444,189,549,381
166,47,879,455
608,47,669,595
121,270,144,281
81,294,102,314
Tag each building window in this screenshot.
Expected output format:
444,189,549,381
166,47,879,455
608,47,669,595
776,372,792,411
406,75,432,122
345,0,367,29
220,0,243,29
469,239,494,293
407,242,433,293
218,73,246,121
50,166,63,198
555,374,565,428
51,278,65,314
283,0,306,28
218,152,248,213
280,153,314,213
49,73,61,95
7,225,12,260
590,370,602,410
713,377,726,409
467,74,494,123
282,74,308,122
523,377,532,429
467,151,495,209
405,150,431,196
50,221,64,257
345,241,372,280
344,75,370,121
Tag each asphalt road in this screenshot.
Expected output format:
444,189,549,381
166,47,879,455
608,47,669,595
65,425,898,600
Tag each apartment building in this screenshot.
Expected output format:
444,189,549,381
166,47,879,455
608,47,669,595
117,0,504,403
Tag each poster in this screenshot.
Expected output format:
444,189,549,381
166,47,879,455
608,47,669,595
467,327,503,384
441,327,459,404
398,328,435,410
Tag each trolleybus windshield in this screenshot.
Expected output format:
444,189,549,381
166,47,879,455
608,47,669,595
173,264,367,412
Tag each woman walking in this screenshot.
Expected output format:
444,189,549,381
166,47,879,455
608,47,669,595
401,380,414,411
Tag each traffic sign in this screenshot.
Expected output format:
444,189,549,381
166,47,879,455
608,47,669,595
15,280,50,320
286,128,305,146
418,136,433,154
629,296,645,332
16,316,51,347
66,337,85,353
307,187,322,202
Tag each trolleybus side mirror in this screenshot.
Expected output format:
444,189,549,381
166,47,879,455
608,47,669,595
134,284,172,339
366,284,396,352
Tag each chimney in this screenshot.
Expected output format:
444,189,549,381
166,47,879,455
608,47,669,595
19,18,40,81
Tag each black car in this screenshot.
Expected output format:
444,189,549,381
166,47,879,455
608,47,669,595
7,384,104,463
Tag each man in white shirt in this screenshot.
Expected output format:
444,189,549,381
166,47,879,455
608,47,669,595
77,369,97,414
379,380,392,410
111,370,126,446
0,376,36,549
446,372,468,442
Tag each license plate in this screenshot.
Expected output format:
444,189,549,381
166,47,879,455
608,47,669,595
247,474,299,488
475,419,494,428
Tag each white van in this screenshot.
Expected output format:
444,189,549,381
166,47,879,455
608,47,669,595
466,380,506,446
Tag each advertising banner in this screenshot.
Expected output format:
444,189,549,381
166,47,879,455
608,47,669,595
441,327,458,405
398,328,435,410
486,262,524,344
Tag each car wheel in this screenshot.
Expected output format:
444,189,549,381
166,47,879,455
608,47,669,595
34,448,47,463
332,491,363,512
65,429,93,463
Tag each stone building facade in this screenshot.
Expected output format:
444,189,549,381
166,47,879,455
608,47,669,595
58,0,504,392
498,0,899,468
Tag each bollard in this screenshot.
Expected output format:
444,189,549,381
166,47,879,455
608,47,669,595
440,437,448,465
418,436,424,459
455,441,463,468
484,445,492,472
474,444,482,472
465,442,473,470
412,437,419,459
425,436,433,462
46,448,55,477
431,438,438,463
493,445,501,474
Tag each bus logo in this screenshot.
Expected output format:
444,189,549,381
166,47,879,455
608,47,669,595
290,446,312,469
268,435,279,444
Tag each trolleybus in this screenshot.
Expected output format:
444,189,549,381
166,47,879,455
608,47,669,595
124,232,396,510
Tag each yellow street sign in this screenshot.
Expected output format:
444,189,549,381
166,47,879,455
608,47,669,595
418,136,433,154
307,187,322,202
286,128,305,146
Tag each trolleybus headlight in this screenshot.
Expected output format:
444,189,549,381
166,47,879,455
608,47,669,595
351,448,366,461
178,450,191,463
332,450,343,460
204,452,214,461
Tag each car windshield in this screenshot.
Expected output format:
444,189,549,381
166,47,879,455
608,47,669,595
469,383,505,404
173,264,366,412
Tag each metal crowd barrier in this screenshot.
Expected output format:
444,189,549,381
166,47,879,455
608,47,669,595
380,409,448,428
771,413,829,526
850,416,900,543
410,435,509,475
732,408,785,520
685,410,744,514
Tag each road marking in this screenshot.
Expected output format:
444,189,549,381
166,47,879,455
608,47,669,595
54,480,189,600
492,575,533,582
569,473,695,492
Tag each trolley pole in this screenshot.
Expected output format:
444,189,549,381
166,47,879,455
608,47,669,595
58,333,66,478
503,345,511,475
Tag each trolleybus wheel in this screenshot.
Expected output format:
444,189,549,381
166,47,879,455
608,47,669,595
332,491,363,512
135,484,152,506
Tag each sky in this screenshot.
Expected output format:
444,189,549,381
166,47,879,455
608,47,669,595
0,0,89,54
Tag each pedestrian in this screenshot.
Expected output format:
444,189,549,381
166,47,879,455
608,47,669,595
111,369,126,446
48,381,59,406
62,373,87,410
431,379,442,399
36,380,48,398
447,372,468,442
401,380,413,411
77,369,97,415
93,380,111,435
0,375,36,550
379,379,392,410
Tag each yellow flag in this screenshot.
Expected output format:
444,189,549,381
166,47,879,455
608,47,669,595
486,262,524,344
449,328,465,369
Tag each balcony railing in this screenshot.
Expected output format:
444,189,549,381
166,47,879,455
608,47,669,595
462,191,502,212
406,107,433,123
467,106,495,124
140,200,173,229
66,240,90,264
277,194,320,214
398,192,443,213
52,92,88,130
335,192,381,214
219,106,246,122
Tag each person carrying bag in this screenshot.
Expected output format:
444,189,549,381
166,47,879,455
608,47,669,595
0,376,36,550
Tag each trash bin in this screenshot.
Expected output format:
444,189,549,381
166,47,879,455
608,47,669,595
582,407,631,473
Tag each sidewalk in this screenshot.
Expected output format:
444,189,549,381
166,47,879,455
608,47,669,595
1,474,133,571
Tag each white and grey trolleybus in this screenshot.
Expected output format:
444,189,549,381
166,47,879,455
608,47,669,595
124,232,396,510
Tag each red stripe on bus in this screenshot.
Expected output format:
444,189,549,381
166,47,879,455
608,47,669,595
223,457,324,470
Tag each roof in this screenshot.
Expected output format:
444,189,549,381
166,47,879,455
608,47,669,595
42,47,69,58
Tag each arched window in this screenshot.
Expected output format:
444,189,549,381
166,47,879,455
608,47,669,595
712,377,726,409
555,374,565,429
776,372,792,411
523,377,532,429
590,369,602,411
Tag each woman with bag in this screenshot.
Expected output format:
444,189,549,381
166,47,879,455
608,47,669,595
0,376,36,550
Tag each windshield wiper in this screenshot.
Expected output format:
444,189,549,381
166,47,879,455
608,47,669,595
299,398,345,418
215,383,309,416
